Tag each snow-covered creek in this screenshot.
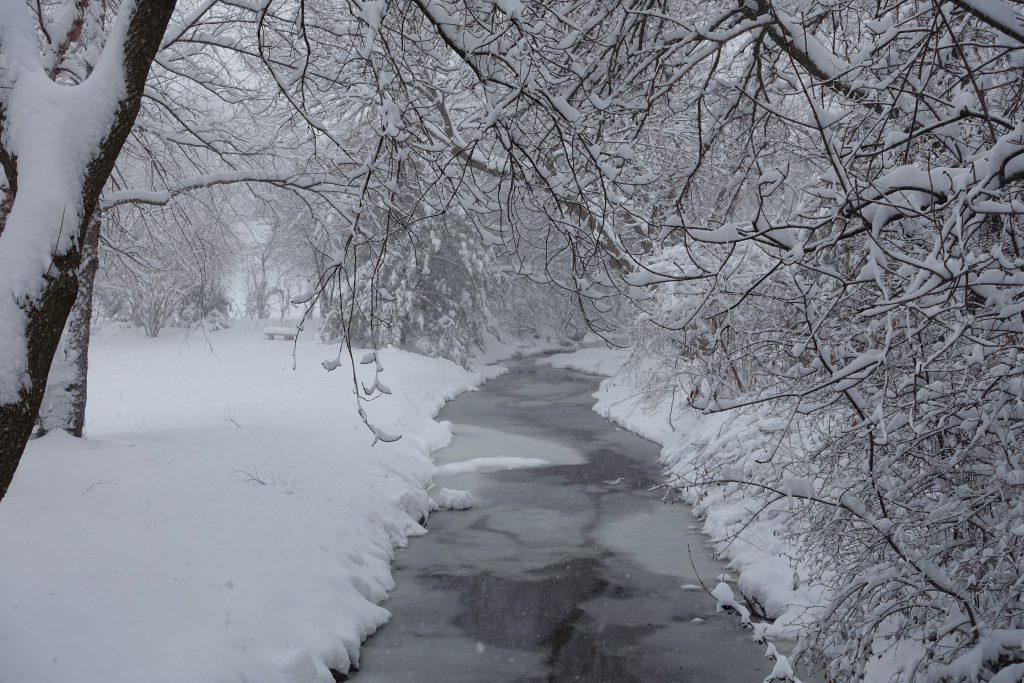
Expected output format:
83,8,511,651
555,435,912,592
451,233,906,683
352,359,773,682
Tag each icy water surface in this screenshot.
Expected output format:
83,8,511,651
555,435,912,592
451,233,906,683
352,360,773,682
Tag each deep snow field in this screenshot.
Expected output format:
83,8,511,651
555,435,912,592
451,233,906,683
0,322,504,683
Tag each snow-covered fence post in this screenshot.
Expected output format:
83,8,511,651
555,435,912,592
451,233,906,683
0,0,177,501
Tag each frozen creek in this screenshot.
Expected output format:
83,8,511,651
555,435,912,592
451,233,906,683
352,360,773,682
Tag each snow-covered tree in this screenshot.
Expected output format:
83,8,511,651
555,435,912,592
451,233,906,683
0,0,177,498
557,1,1024,679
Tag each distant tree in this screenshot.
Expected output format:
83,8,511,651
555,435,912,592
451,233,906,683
323,211,495,366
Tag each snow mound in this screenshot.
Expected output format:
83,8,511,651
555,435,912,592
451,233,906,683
764,643,801,682
434,488,474,510
711,581,751,625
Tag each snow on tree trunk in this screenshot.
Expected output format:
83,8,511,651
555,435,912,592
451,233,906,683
37,217,100,438
0,0,177,501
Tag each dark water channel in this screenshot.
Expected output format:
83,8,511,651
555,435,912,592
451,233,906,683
352,360,772,682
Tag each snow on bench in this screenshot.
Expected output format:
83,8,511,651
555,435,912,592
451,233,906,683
263,326,298,341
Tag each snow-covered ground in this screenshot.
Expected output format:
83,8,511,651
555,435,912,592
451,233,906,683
542,348,822,674
0,323,504,683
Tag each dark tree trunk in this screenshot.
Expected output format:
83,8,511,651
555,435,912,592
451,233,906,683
38,217,101,438
0,0,177,502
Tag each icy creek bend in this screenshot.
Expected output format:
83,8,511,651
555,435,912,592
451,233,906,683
352,359,772,682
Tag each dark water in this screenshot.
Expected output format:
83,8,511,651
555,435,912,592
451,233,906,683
351,360,772,682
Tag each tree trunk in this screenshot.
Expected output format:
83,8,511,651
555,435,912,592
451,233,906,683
0,261,82,500
0,0,177,502
37,217,101,438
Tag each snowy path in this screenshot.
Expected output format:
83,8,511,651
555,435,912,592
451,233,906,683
353,360,772,682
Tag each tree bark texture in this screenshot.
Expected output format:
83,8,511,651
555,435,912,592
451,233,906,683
37,217,101,438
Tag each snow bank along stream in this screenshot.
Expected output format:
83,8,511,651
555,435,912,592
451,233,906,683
0,326,503,683
353,360,772,682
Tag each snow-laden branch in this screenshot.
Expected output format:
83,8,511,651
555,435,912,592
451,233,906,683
100,170,352,210
948,0,1024,45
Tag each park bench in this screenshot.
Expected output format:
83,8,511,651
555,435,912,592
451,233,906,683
263,326,298,341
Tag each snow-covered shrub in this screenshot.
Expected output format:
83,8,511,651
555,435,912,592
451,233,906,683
98,201,235,337
98,265,195,338
203,309,232,332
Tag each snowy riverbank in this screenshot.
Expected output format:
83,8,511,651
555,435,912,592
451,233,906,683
0,324,504,683
543,348,823,677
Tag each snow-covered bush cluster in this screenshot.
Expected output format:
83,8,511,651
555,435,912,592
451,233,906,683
95,212,234,337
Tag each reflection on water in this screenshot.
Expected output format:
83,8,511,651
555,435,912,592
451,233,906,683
351,361,772,682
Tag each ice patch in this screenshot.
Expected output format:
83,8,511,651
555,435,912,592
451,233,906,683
435,456,551,475
433,424,586,467
595,508,724,580
540,347,630,376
